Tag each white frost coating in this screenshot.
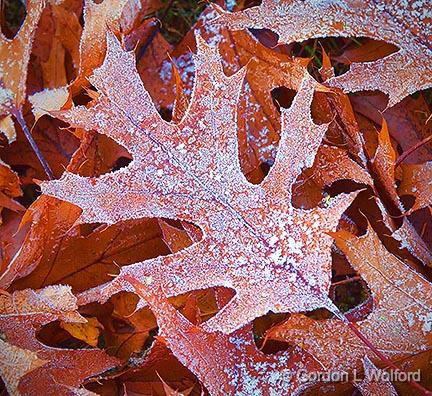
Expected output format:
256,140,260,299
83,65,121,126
420,312,432,333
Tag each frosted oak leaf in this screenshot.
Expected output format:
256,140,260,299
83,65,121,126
42,33,357,333
399,161,432,213
215,0,432,107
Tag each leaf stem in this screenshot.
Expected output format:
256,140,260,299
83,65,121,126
12,108,54,180
331,276,361,286
395,134,432,166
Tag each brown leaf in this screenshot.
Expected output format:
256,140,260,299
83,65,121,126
0,338,47,396
125,275,322,395
399,162,432,213
0,0,45,114
60,317,104,347
0,160,24,221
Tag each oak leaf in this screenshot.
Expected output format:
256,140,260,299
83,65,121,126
350,92,432,164
42,34,357,333
32,0,83,89
0,160,24,223
370,120,432,266
0,338,47,396
399,162,432,213
78,0,130,80
216,0,432,106
77,0,163,84
0,0,45,116
155,5,310,169
126,275,322,396
372,119,402,210
0,122,166,291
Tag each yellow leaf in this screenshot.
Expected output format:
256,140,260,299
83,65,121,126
60,317,104,347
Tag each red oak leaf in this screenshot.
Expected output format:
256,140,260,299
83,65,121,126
266,226,432,372
42,34,358,333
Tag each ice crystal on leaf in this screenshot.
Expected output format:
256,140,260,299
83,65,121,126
0,338,47,396
216,0,432,107
399,161,432,213
42,33,358,333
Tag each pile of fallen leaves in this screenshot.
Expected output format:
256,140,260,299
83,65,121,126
0,0,431,395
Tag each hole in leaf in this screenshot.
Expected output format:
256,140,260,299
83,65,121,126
112,156,132,171
154,0,206,45
259,161,272,177
332,279,371,315
258,339,294,355
249,28,279,48
289,37,398,78
71,134,132,178
330,251,372,319
72,88,96,106
159,218,204,251
80,292,158,359
0,0,26,39
325,179,369,197
19,183,41,207
271,86,296,112
168,287,235,324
